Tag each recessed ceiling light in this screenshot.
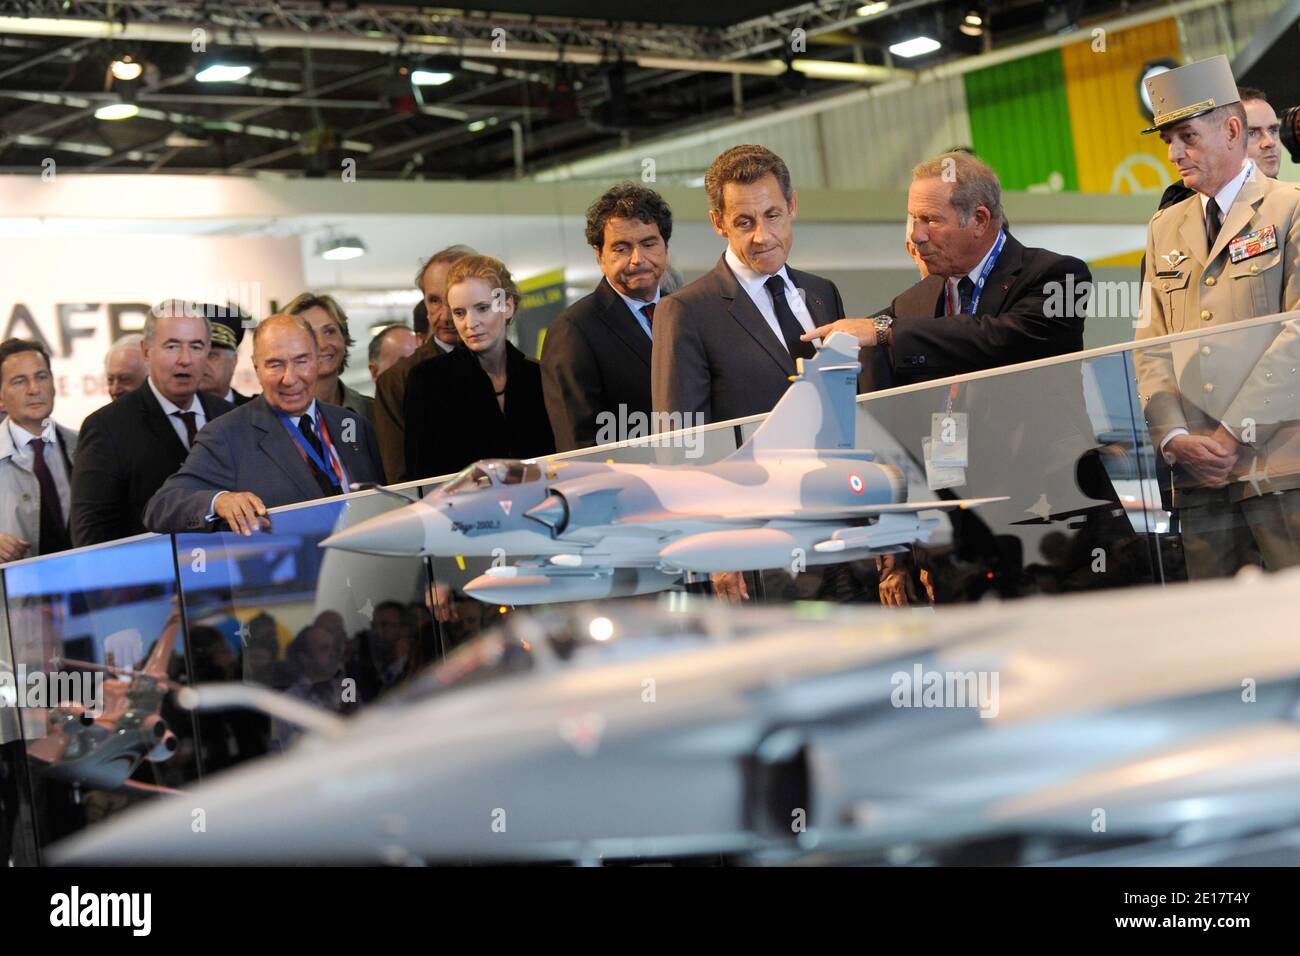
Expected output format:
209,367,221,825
196,64,252,83
856,2,890,17
94,103,139,121
110,57,143,82
318,236,367,261
889,36,942,58
467,120,487,132
411,70,453,86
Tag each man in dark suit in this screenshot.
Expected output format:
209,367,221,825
807,151,1089,387
373,244,476,483
542,183,672,452
71,301,233,546
652,144,846,426
144,314,384,536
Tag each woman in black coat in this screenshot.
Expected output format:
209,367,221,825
403,255,555,483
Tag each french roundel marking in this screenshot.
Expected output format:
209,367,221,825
848,473,864,494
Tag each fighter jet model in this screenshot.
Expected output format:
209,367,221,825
25,609,182,795
322,332,1003,604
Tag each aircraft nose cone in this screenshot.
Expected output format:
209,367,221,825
321,503,442,556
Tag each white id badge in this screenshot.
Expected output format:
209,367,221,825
923,438,966,491
930,412,969,468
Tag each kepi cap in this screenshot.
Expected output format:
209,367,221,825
1143,55,1240,134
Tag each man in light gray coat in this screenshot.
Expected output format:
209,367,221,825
0,339,77,562
144,314,384,537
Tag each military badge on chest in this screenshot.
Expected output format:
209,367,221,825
1228,224,1278,263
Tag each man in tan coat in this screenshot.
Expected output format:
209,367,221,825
1134,55,1300,578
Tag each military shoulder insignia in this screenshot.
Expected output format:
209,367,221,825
1228,224,1278,263
1152,208,1164,220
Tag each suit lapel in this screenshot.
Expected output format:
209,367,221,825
715,256,796,378
780,269,832,329
593,280,653,367
1208,169,1267,264
319,402,372,486
973,233,1024,317
251,400,323,501
137,384,190,460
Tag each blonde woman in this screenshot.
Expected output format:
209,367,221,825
402,256,554,482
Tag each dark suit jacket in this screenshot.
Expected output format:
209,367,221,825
863,232,1090,390
651,254,846,423
373,338,446,484
142,396,384,533
71,385,233,546
541,279,654,452
404,343,555,483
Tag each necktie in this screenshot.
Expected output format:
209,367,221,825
27,437,70,556
640,302,655,331
174,410,198,448
763,275,815,361
957,276,976,314
1205,200,1223,249
297,414,340,498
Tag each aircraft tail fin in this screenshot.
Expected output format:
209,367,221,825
730,330,861,460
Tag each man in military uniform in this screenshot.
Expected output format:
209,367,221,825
1134,55,1300,578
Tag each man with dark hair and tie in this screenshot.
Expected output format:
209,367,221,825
144,313,383,536
0,339,77,562
71,301,233,546
543,182,671,452
652,144,846,426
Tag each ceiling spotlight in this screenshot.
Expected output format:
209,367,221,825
411,70,453,86
889,36,942,58
856,2,890,16
317,236,367,261
110,56,143,82
467,119,487,132
94,102,139,121
196,64,252,83
960,10,984,37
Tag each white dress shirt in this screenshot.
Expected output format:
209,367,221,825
7,416,70,522
724,247,821,351
147,377,207,448
944,230,1004,315
607,277,659,339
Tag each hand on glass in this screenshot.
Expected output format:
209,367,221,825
215,492,271,536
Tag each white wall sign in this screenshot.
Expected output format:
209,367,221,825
0,237,305,428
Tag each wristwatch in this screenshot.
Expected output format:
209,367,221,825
873,315,893,347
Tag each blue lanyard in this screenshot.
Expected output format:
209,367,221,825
966,229,1006,316
274,408,341,486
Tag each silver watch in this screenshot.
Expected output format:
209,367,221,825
873,315,892,347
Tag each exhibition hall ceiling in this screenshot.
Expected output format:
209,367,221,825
0,0,1168,178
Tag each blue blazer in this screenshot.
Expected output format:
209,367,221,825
143,395,384,533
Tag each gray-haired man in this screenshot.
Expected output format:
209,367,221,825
71,301,234,546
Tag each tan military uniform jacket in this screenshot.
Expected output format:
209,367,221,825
1134,167,1300,501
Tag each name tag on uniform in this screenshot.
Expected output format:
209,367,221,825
1229,225,1277,263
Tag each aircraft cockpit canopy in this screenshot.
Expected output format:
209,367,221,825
442,460,543,495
